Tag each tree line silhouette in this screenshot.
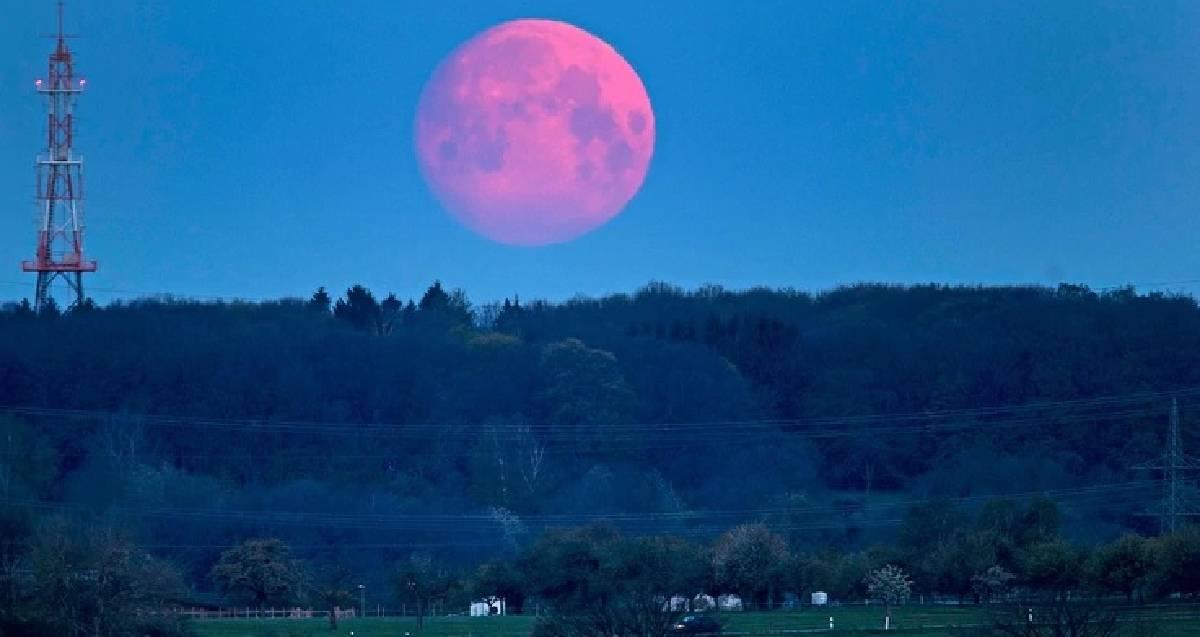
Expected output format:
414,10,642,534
1,280,1199,626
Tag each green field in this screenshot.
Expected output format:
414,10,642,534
188,605,1200,637
190,615,530,637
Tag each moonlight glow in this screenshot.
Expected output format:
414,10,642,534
415,19,655,246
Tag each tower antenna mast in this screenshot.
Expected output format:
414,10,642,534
1135,397,1200,533
21,1,97,312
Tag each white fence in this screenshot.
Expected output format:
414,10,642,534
172,607,356,620
170,604,464,620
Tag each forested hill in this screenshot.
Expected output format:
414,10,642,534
1,282,1199,578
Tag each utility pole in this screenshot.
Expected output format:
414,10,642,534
1135,398,1200,533
21,2,98,312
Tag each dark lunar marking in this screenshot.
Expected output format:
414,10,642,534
605,141,633,174
570,106,618,145
439,141,458,161
476,127,508,173
628,110,647,136
499,100,530,121
556,65,602,105
577,161,595,181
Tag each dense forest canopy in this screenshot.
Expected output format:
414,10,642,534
2,281,1199,598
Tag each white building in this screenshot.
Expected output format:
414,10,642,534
666,594,717,612
717,594,743,612
693,594,716,611
470,598,507,617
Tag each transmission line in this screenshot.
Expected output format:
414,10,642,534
1135,398,1200,533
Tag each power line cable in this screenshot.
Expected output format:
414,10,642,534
0,480,1160,532
0,387,1192,441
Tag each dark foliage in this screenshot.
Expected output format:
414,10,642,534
2,281,1199,598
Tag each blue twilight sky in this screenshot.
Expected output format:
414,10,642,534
1,1,1199,306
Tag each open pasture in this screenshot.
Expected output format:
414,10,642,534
190,605,1200,637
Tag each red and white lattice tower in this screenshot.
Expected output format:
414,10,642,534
21,2,97,312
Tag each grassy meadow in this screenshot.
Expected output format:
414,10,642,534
188,604,1200,637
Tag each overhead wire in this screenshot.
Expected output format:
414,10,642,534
0,480,1163,533
0,371,1190,549
0,386,1192,443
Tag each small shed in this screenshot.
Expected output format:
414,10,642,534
666,594,717,612
693,594,716,611
470,598,507,617
717,595,743,612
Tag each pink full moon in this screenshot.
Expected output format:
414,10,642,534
415,19,655,246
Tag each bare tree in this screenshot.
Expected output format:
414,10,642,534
488,421,510,507
489,507,528,555
98,417,146,474
395,552,452,631
313,564,356,632
515,419,546,497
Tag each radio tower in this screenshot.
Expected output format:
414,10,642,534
20,2,97,312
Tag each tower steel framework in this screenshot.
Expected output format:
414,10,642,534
1135,397,1200,533
21,2,96,312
